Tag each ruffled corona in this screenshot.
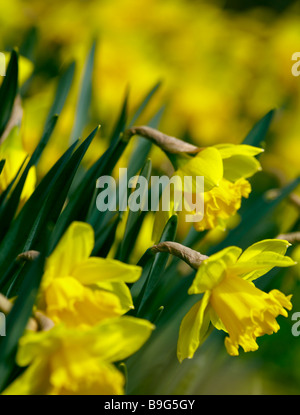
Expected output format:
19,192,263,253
194,177,251,231
210,274,292,356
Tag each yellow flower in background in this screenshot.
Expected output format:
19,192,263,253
177,239,296,361
1,0,300,181
194,143,263,231
38,221,142,328
153,143,263,240
0,126,36,205
3,317,154,395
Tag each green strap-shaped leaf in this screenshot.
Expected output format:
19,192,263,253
0,127,99,290
0,160,5,175
128,81,161,127
93,213,121,257
19,27,38,62
50,134,128,252
88,106,164,245
110,88,129,144
23,126,99,252
0,58,74,230
0,50,18,137
116,159,152,262
70,41,96,144
134,214,178,317
0,142,77,289
44,61,75,130
242,109,275,146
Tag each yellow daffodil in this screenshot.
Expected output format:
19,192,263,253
0,127,36,205
177,239,296,361
153,143,263,240
194,143,263,231
37,221,142,328
3,317,154,395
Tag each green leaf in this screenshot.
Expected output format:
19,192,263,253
128,81,161,127
110,88,129,144
92,213,121,256
0,160,5,175
88,106,164,243
30,115,59,167
22,126,99,254
44,61,75,129
110,80,161,145
0,141,77,290
242,109,275,146
70,41,96,144
134,214,178,317
19,27,38,62
0,50,18,137
116,159,152,262
50,134,128,252
0,127,98,291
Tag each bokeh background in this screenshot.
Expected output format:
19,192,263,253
1,0,300,394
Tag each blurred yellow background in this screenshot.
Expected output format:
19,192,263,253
1,0,300,180
1,0,300,395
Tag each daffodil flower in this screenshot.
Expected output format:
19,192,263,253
3,317,154,395
153,143,263,240
37,221,142,328
177,239,296,361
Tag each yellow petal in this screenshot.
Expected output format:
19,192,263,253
188,246,242,294
49,349,124,395
233,239,297,281
222,154,261,182
214,144,263,158
15,328,61,367
3,357,51,395
71,257,142,285
209,306,228,332
6,326,125,395
89,316,154,363
177,292,211,362
46,222,94,279
176,147,223,192
44,277,123,327
97,281,134,313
